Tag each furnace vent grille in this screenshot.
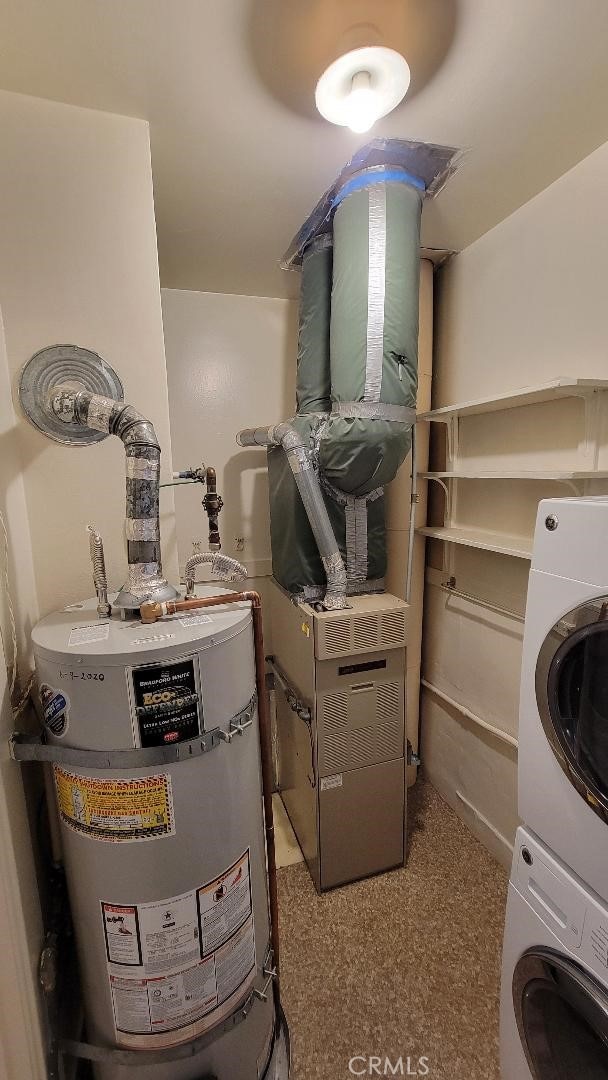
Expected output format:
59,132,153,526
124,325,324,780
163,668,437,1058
316,607,408,659
322,619,351,655
318,680,403,775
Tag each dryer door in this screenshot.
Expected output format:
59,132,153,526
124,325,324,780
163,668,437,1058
513,948,608,1078
536,597,608,824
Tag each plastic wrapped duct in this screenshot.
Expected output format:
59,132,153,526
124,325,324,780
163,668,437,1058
238,140,460,606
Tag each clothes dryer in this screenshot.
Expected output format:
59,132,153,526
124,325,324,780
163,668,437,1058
501,827,608,1079
519,496,608,900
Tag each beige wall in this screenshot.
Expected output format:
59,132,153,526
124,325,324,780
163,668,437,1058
0,89,178,1071
423,138,608,866
385,261,433,784
162,288,297,578
0,310,45,1080
162,288,298,643
0,89,178,620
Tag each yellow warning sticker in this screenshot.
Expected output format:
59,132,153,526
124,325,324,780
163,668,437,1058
53,768,175,843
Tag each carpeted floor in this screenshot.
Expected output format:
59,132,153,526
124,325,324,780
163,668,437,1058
276,779,508,1080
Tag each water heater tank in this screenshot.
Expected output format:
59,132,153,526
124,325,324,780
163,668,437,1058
32,588,288,1080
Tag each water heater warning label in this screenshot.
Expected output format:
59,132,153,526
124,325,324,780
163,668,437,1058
102,850,256,1045
54,769,175,842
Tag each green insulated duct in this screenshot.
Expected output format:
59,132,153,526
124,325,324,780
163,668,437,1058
237,139,460,607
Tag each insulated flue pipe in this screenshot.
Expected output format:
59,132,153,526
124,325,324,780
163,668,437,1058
45,386,178,608
237,422,348,609
296,234,332,415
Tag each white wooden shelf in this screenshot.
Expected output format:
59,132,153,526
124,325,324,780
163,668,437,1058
418,525,533,560
421,469,608,481
417,377,608,581
418,378,608,422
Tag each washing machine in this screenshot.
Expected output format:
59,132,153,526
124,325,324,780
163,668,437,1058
501,826,608,1079
519,496,608,902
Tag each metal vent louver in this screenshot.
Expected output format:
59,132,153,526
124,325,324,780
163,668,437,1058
321,692,349,772
381,610,407,647
322,619,351,656
319,680,403,775
352,615,379,652
316,605,408,660
377,681,401,720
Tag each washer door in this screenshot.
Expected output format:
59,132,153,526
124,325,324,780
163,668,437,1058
535,598,608,824
513,948,608,1078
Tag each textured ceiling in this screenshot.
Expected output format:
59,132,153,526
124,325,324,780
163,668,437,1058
1,0,608,298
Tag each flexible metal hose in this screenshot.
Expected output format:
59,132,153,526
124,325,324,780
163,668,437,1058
87,525,111,618
184,552,247,598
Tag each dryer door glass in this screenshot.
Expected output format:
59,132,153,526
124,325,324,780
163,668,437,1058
536,599,608,821
514,949,608,1078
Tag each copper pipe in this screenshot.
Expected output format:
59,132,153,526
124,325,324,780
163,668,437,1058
140,590,281,978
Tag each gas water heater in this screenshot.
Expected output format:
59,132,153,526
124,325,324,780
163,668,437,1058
14,345,289,1080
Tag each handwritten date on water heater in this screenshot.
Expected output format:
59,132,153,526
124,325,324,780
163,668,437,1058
59,670,105,681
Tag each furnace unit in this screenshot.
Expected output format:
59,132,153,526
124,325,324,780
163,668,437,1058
269,583,408,892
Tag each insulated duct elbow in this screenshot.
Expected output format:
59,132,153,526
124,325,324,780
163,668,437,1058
46,386,178,609
184,552,247,598
236,422,348,610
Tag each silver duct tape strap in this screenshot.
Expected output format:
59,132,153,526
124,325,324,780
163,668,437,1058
320,475,383,508
364,184,387,403
350,576,385,595
345,496,369,585
323,593,350,610
126,519,159,541
295,578,385,603
322,550,347,578
126,456,160,480
289,447,313,474
332,402,416,424
86,395,115,433
127,562,163,580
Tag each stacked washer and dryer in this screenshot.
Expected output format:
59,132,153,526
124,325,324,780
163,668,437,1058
501,497,608,1078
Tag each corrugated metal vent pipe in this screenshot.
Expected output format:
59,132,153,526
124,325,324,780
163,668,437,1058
45,386,178,608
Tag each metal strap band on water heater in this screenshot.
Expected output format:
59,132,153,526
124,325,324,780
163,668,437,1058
11,693,257,770
331,402,415,423
58,950,279,1070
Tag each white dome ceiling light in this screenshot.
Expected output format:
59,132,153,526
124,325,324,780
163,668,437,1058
315,46,411,133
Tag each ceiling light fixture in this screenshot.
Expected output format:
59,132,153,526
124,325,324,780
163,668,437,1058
315,46,411,134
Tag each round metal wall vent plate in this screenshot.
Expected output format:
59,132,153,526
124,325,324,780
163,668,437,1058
19,345,124,446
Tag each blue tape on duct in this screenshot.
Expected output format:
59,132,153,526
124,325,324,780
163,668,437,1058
281,137,462,270
332,168,425,209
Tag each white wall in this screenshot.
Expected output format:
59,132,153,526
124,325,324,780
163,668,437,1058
0,89,178,1071
162,288,297,643
423,138,608,866
0,89,178,619
0,310,45,1080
